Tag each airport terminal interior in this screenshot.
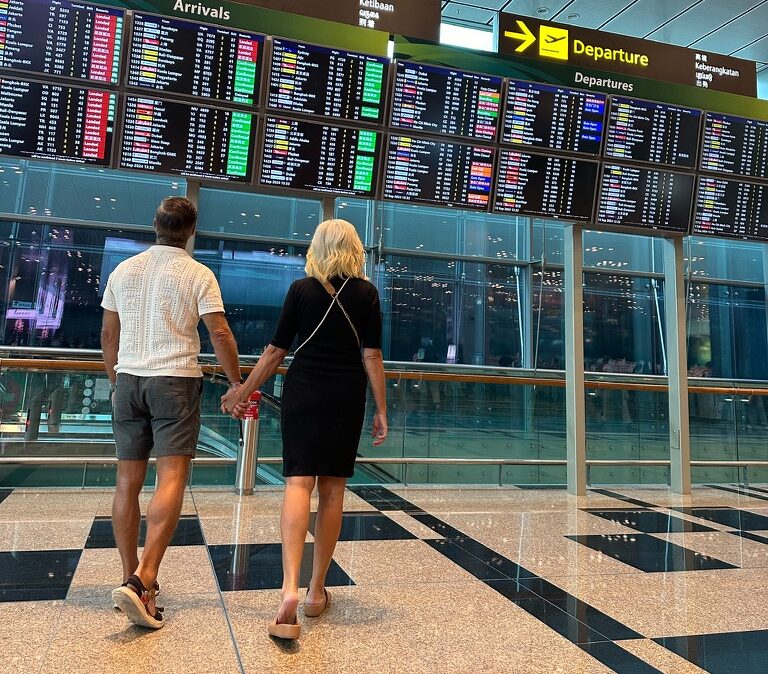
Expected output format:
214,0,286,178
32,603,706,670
3,0,768,672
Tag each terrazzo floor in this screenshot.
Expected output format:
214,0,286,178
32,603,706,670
2,484,768,673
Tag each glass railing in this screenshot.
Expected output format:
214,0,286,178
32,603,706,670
0,348,766,488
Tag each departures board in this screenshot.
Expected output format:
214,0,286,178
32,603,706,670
493,150,598,221
390,61,502,142
383,135,494,210
597,164,694,233
0,77,115,164
259,116,380,196
0,0,123,84
119,96,255,181
267,38,387,123
700,112,768,182
694,176,768,241
502,81,606,156
605,97,702,169
127,14,263,105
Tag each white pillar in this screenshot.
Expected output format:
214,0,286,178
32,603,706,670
663,236,691,495
564,224,586,496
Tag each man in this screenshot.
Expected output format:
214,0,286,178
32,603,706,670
101,197,242,629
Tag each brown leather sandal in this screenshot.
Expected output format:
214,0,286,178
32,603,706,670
304,588,331,618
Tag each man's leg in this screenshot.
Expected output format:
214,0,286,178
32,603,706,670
112,459,149,582
134,455,191,611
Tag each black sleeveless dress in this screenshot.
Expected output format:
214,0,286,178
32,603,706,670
270,276,383,477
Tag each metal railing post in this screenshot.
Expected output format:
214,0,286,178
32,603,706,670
235,391,262,496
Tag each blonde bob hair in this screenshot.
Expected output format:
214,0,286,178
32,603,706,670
305,219,366,284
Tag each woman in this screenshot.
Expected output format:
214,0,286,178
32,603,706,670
221,219,387,640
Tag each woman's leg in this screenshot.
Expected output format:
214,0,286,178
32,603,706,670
278,475,316,624
307,476,346,604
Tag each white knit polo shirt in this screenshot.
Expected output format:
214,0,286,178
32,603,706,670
101,245,225,378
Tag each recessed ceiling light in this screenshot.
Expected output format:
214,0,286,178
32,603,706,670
536,6,549,13
566,13,579,20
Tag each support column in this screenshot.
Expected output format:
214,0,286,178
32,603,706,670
321,197,335,222
185,180,201,257
663,236,691,495
564,224,586,496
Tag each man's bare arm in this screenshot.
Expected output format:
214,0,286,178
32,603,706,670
201,312,242,385
101,310,121,384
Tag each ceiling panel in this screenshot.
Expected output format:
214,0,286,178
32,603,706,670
601,0,698,38
690,3,768,53
442,1,497,25
550,0,636,28
445,0,508,9
732,33,768,63
499,0,574,20
646,0,759,46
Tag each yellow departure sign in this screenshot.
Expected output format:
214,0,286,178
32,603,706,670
497,12,756,97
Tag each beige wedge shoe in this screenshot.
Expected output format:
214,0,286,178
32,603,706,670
268,618,301,640
304,588,331,618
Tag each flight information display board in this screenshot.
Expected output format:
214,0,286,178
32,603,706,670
0,78,115,164
259,116,380,196
383,135,494,210
493,150,598,221
502,81,606,155
267,38,387,123
120,96,254,181
693,176,768,241
700,112,768,182
0,0,123,84
127,14,263,105
390,61,502,142
597,163,694,233
605,97,701,168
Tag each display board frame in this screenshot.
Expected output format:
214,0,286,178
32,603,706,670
116,92,259,183
0,75,119,167
500,78,608,158
604,94,704,171
697,110,768,185
388,59,505,144
381,130,498,212
121,10,268,110
595,161,697,238
490,147,600,222
264,35,390,127
0,0,126,87
255,113,385,198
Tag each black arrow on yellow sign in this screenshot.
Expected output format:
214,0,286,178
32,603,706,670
504,20,536,53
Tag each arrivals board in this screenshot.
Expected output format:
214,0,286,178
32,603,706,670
0,0,123,84
127,14,263,104
267,38,387,123
605,97,702,169
493,150,598,221
390,61,502,142
259,116,380,196
119,96,254,181
700,112,768,182
502,81,606,155
383,135,494,210
0,78,115,164
597,163,694,233
693,176,768,242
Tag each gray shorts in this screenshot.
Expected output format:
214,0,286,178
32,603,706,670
112,374,203,461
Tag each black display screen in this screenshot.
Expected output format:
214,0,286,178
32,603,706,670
390,61,502,142
700,112,768,181
502,80,606,155
693,176,768,241
0,0,123,84
383,135,494,210
267,38,387,123
493,150,597,221
0,77,115,164
119,96,255,181
597,163,694,233
127,14,263,105
259,116,380,196
605,97,701,168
